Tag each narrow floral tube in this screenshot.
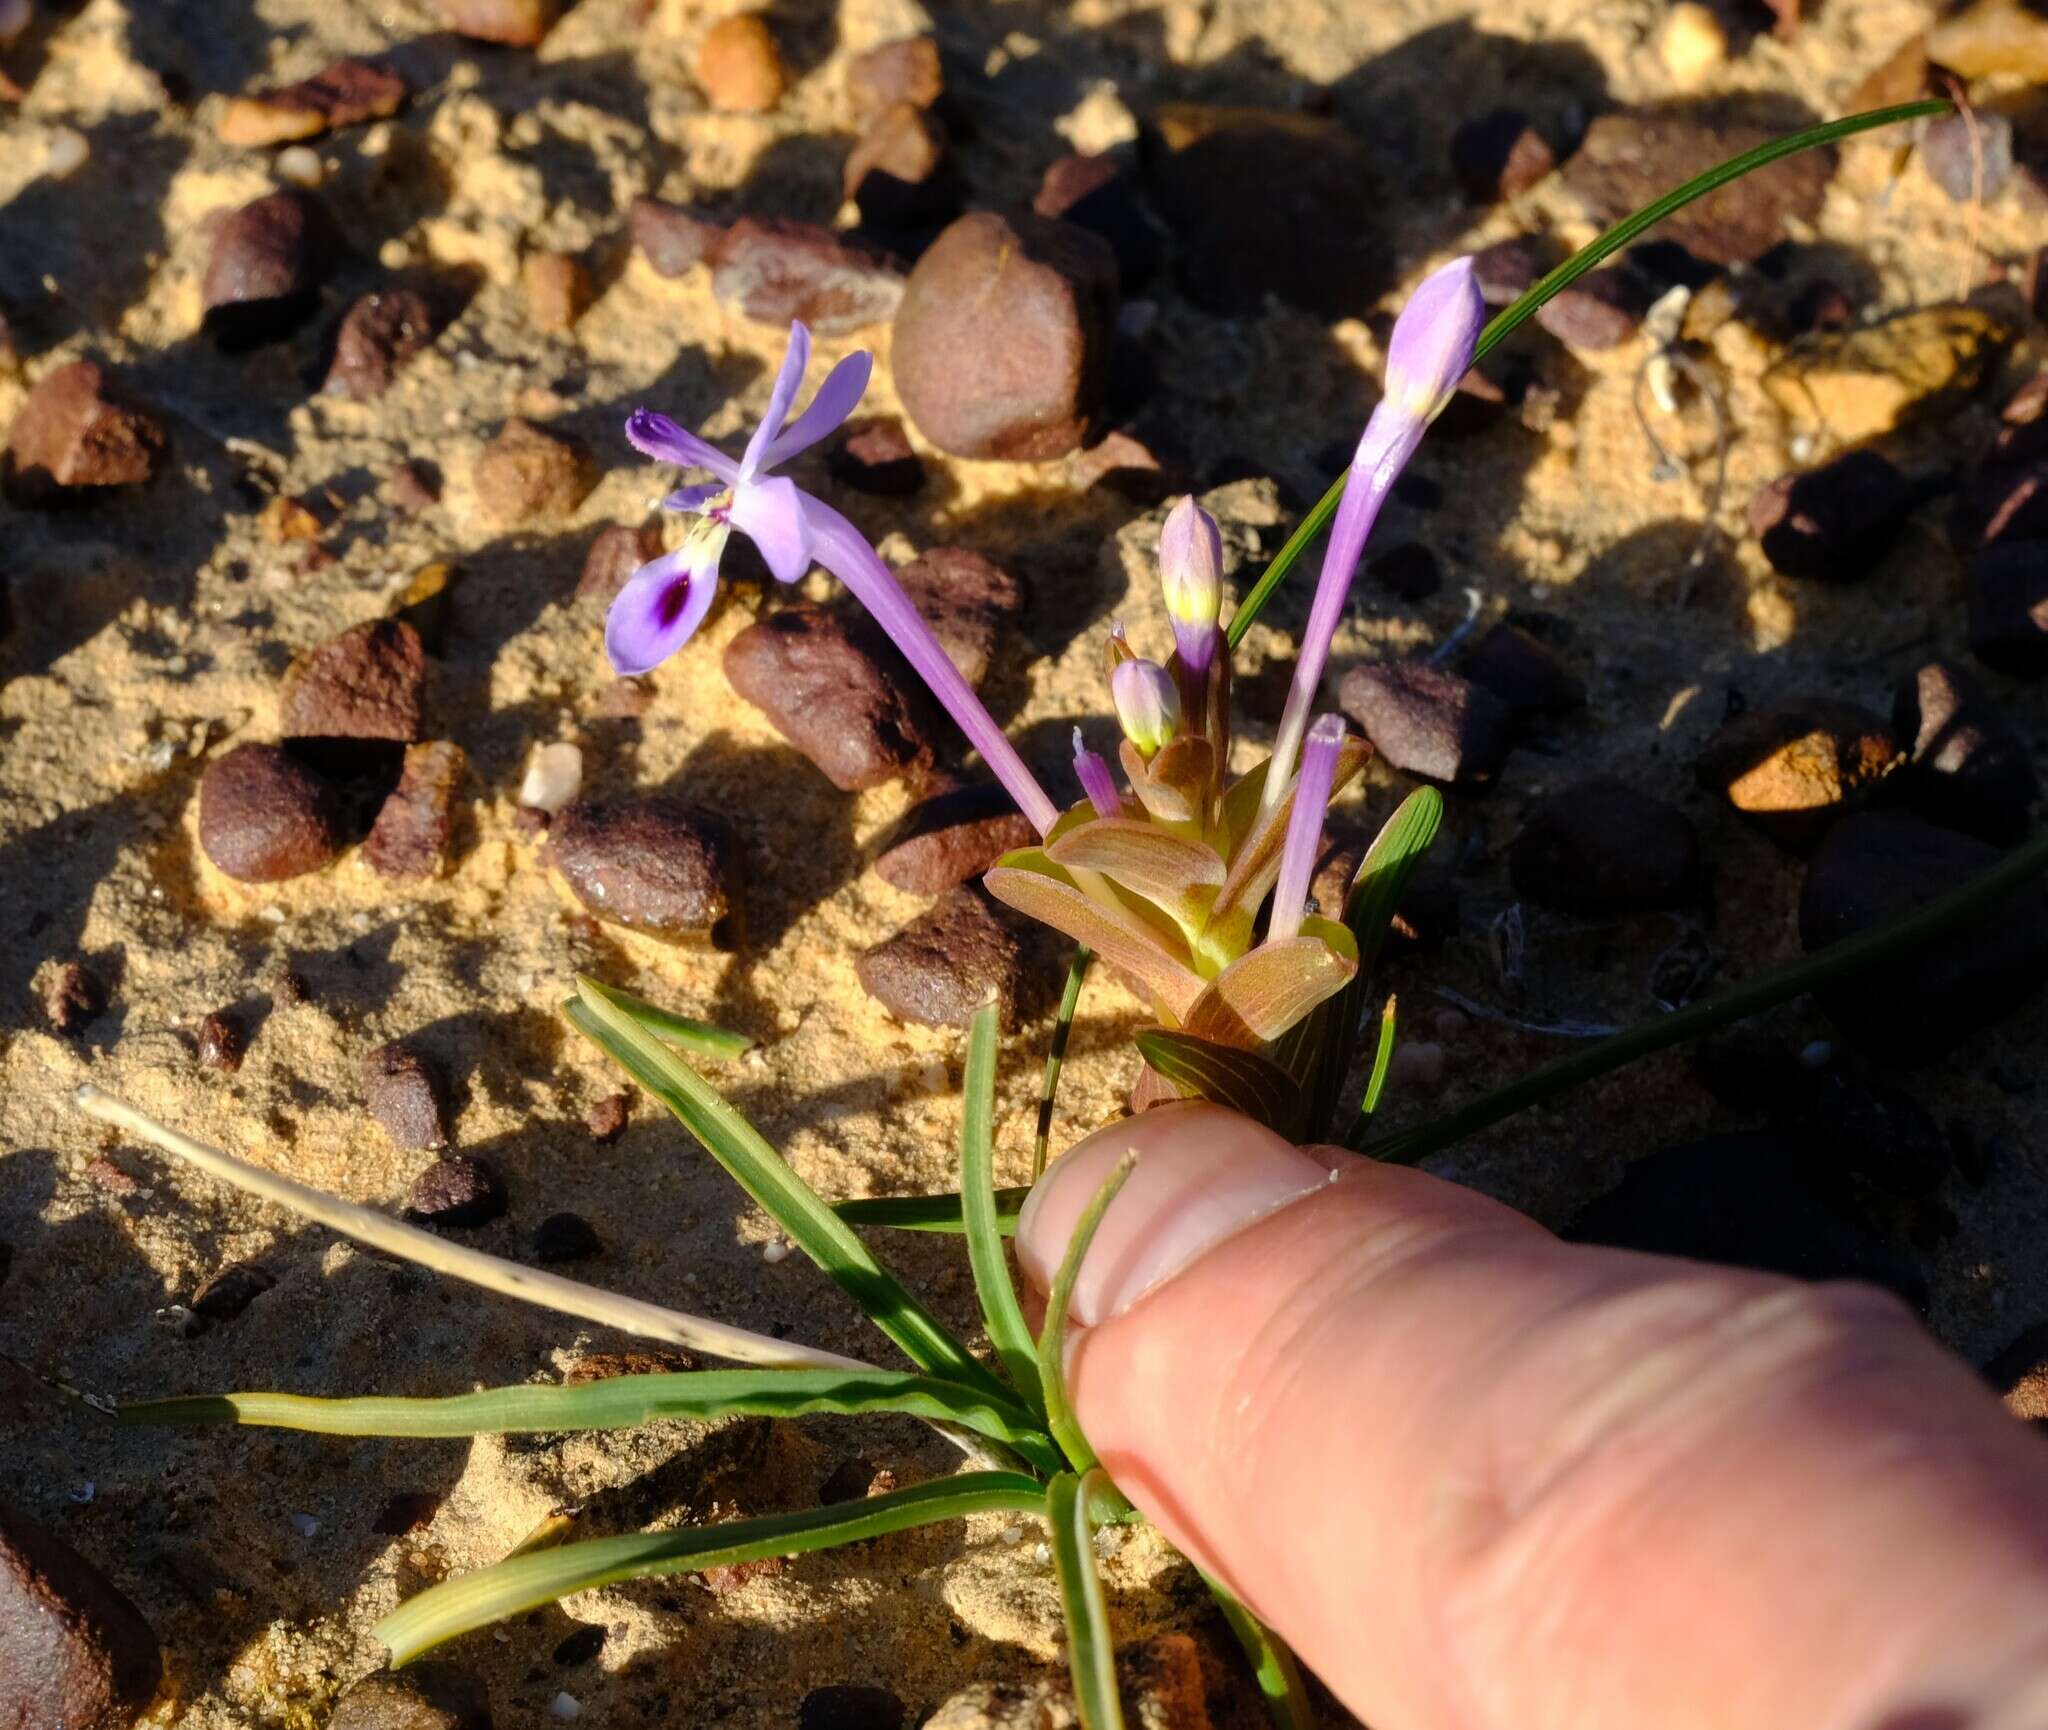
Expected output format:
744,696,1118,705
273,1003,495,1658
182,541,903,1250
1072,730,1122,819
1263,257,1484,807
1266,713,1348,944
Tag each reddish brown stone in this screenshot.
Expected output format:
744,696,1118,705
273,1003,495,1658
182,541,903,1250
843,101,957,229
323,288,436,401
845,36,943,119
856,886,1046,1029
893,546,1024,688
216,57,408,146
585,1092,629,1143
279,618,428,746
0,1500,161,1730
364,1040,450,1150
826,418,926,496
432,0,563,45
198,743,344,882
1696,698,1902,849
697,13,786,112
1510,779,1703,913
201,190,340,350
363,741,466,880
523,251,591,332
576,521,664,604
548,797,740,941
709,218,905,335
1337,662,1514,785
630,198,725,277
876,782,1037,895
195,1009,245,1072
474,418,594,526
4,362,167,505
1449,108,1556,203
38,961,106,1036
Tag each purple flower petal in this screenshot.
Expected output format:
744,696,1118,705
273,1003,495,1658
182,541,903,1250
1384,256,1485,424
727,474,816,584
759,351,873,471
1072,729,1123,819
604,543,723,677
626,409,740,483
664,482,727,513
739,321,813,480
1267,713,1348,943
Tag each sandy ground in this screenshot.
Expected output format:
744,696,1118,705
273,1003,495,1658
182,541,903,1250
3,0,2047,1723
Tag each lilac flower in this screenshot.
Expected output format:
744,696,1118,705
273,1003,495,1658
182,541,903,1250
1263,256,1485,806
1266,714,1348,943
1109,657,1179,758
1158,496,1223,677
1072,730,1122,819
612,322,1060,836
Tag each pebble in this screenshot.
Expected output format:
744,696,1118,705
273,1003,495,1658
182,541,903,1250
1849,35,1939,110
1385,1040,1446,1094
1745,450,1917,582
1469,236,1542,306
1033,152,1162,292
1337,661,1515,785
323,288,437,401
522,251,591,332
1533,265,1645,351
1142,104,1381,317
364,741,466,880
201,189,339,350
845,36,942,119
875,782,1037,895
1968,542,2048,677
892,210,1117,460
328,1662,492,1730
195,1008,245,1071
1951,394,2048,552
1369,542,1440,600
585,1092,629,1143
894,546,1025,688
818,1456,896,1504
700,1555,785,1594
405,1157,504,1228
844,101,958,230
1508,778,1703,913
1564,110,1833,267
1799,812,2048,1057
533,1211,601,1262
432,0,561,46
198,743,344,882
709,217,905,336
826,418,926,496
1459,622,1585,716
1893,660,2039,842
799,1685,906,1730
628,197,724,278
547,796,739,941
191,1260,276,1322
4,361,168,505
0,1500,161,1730
1921,111,2014,203
474,418,594,526
1657,2,1728,87
1694,697,1902,850
39,960,106,1036
518,741,584,814
723,601,938,791
1762,304,2012,445
363,1040,451,1150
696,13,786,112
1448,108,1555,204
216,57,407,147
1565,1132,1925,1306
575,522,663,604
280,618,428,748
1926,0,2048,80
856,885,1043,1029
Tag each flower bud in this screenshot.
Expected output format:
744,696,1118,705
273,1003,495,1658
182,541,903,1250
1110,657,1179,759
1382,255,1486,426
1158,496,1223,675
1072,728,1122,819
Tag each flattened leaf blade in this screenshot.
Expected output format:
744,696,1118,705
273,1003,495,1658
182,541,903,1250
985,859,1205,1020
1181,936,1358,1047
1132,1030,1306,1136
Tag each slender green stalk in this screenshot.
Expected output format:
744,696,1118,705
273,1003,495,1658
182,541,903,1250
1226,98,1948,649
1362,824,2048,1164
1360,994,1398,1120
591,983,755,1060
1047,1471,1127,1730
1035,946,1093,1178
961,1003,1045,1410
1202,1571,1315,1730
836,1189,1026,1234
1038,1155,1135,1475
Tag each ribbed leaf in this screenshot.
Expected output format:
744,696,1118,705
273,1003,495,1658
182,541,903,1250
836,1190,1022,1234
1202,1571,1314,1730
1039,1155,1134,1475
1131,1030,1305,1137
376,1472,1046,1664
1360,995,1398,1120
961,1003,1043,1410
569,979,1006,1401
1034,947,1092,1179
1047,820,1224,924
594,984,754,1060
1048,1471,1127,1730
1181,923,1358,1048
985,856,1205,1020
1119,738,1205,826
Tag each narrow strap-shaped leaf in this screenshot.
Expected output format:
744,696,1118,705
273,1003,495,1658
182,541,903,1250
1182,928,1358,1049
1360,994,1398,1120
961,1003,1044,1412
1048,818,1226,896
985,857,1206,1020
121,1368,1051,1455
377,1471,1046,1664
1202,1570,1314,1730
570,979,1008,1401
1035,946,1092,1179
836,1189,1023,1234
591,983,754,1060
1039,1154,1135,1474
1132,1030,1305,1137
1047,1471,1127,1730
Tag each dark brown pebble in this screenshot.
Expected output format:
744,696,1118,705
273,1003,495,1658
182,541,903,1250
547,797,739,941
191,1260,276,1321
363,1040,451,1151
1951,436,2048,554
876,782,1037,895
39,961,106,1036
280,618,427,747
856,885,1045,1029
373,1491,443,1535
845,36,943,119
328,1662,492,1730
533,1211,601,1262
596,677,653,718
844,101,958,230
576,521,663,604
1800,812,2048,1057
1033,151,1162,291
710,217,905,336
1368,542,1440,600
799,1685,906,1730
1448,108,1555,203
1469,235,1543,305
1695,698,1903,850
894,545,1024,689
217,57,408,146
323,288,436,402
4,361,168,505
629,197,725,278
892,210,1117,460
405,1156,505,1229
522,251,591,332
201,190,340,350
696,13,786,112
363,741,466,881
474,418,594,527
1892,660,2039,843
1746,450,1917,581
385,459,440,513
198,743,344,882
1508,778,1703,913
818,1456,897,1504
585,1092,629,1143
1969,542,2048,676
1142,104,1382,317
0,1499,161,1730
1337,661,1514,785
826,417,926,496
431,0,562,46
1921,110,2013,202
1534,265,1645,350
1460,622,1585,717
553,1625,606,1666
196,1009,245,1072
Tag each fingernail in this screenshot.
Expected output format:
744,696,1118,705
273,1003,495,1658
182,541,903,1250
1017,1102,1335,1327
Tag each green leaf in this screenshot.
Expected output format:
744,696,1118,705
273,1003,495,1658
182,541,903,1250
1132,1030,1305,1136
1035,946,1092,1180
122,1368,1053,1457
835,1190,1023,1235
1047,1471,1127,1730
1048,818,1225,897
1225,99,1949,651
568,978,1006,1401
1182,926,1358,1049
376,1471,1046,1664
986,855,1206,1020
586,983,754,1060
1202,1571,1314,1730
1039,1154,1134,1475
1360,994,1397,1120
961,1003,1044,1412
